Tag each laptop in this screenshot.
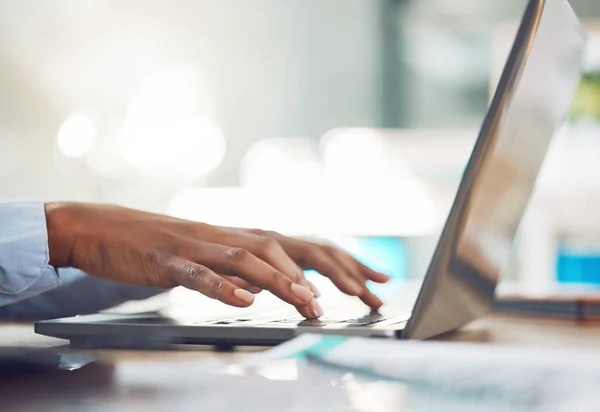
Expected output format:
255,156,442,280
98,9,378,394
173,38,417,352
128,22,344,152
35,0,586,348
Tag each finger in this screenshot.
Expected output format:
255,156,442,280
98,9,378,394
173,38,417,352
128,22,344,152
358,289,384,310
303,298,324,319
306,281,321,298
164,257,255,307
327,247,370,283
326,248,388,308
246,233,350,298
215,236,321,317
324,252,383,309
222,274,319,318
296,244,383,309
233,229,322,296
251,235,322,297
300,248,365,296
323,249,380,306
356,261,391,283
222,275,263,294
221,273,317,318
190,242,315,308
244,231,377,312
209,229,321,297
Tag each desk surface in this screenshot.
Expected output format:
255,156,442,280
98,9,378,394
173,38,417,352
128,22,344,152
2,315,600,411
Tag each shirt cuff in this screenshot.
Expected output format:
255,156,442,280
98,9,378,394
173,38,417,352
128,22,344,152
0,201,60,304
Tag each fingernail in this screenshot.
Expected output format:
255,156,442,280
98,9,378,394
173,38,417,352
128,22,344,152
291,283,315,302
307,282,321,298
309,299,324,318
234,288,255,303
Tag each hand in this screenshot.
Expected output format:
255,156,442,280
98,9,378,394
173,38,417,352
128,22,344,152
45,203,390,319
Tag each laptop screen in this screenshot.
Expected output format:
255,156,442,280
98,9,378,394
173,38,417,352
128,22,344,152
406,0,587,339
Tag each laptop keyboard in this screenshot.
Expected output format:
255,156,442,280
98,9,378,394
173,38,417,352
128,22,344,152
297,313,388,327
201,312,410,328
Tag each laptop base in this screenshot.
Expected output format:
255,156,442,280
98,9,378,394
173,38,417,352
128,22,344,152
34,312,408,350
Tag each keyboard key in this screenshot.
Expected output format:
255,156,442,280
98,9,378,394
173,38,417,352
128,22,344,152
338,314,385,324
298,319,330,327
212,319,252,325
341,318,387,327
268,318,304,324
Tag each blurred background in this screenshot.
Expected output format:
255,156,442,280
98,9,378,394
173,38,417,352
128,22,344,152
2,0,600,296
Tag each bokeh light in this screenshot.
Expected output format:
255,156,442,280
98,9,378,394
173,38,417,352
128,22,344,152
57,111,97,158
118,67,225,179
85,137,132,178
320,128,410,187
319,128,439,235
241,137,323,188
168,187,265,229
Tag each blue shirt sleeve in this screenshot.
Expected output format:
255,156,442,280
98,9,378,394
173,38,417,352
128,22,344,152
0,201,60,306
0,267,165,320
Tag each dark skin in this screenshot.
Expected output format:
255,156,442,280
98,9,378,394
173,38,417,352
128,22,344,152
45,203,390,319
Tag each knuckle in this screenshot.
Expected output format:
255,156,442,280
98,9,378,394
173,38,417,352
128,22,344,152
288,267,306,283
322,244,337,253
141,249,172,287
141,249,168,272
226,247,250,263
269,270,287,286
147,249,165,265
182,264,226,299
185,264,211,282
211,278,226,296
255,236,281,254
249,228,280,238
304,247,323,261
296,272,309,283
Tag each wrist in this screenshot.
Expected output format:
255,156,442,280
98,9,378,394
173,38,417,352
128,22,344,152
45,202,79,268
